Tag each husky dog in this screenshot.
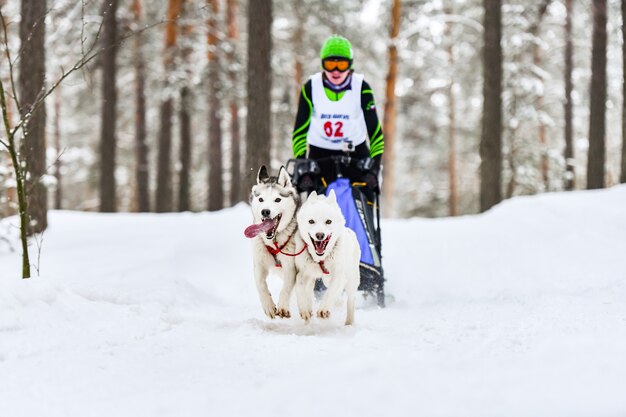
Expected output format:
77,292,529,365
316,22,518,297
295,190,361,325
245,166,301,319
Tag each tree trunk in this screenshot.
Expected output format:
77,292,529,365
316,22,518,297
564,0,575,190
244,0,272,191
132,0,150,212
178,2,193,212
179,86,192,211
382,0,401,216
444,13,458,217
621,0,626,184
99,0,118,213
292,0,305,100
227,0,242,206
532,1,551,191
448,75,458,216
156,99,174,212
156,0,182,212
480,0,503,212
1,78,31,278
19,0,48,233
207,0,223,211
53,88,62,210
1,8,16,217
587,0,607,189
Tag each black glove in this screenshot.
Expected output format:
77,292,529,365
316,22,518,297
365,172,379,192
366,156,381,192
299,174,315,192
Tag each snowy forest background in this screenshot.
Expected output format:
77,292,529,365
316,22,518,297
1,0,626,224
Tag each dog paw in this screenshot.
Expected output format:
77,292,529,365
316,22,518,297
263,305,277,319
300,310,312,322
317,309,331,319
277,308,291,318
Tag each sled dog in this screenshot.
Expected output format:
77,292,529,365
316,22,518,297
295,190,361,325
245,166,300,319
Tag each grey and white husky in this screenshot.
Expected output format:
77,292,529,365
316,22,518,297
245,166,301,319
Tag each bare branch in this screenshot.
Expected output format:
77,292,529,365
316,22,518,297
9,19,164,139
0,9,21,112
81,0,86,59
25,147,67,195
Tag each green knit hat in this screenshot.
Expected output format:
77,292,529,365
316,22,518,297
320,35,353,61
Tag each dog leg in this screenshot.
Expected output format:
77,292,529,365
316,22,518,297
295,272,314,323
345,255,361,325
317,272,345,320
277,266,296,318
345,284,356,325
254,263,276,319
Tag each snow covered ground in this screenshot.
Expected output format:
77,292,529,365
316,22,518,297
1,186,626,417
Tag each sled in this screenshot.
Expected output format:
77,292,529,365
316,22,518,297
287,156,386,307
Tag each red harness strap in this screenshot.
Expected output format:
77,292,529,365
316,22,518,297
265,233,307,267
266,236,329,275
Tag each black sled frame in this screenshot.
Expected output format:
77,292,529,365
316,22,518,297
286,156,386,307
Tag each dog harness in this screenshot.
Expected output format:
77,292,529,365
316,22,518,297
265,232,307,268
265,237,330,275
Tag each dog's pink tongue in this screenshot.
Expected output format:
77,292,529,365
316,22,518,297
244,220,274,238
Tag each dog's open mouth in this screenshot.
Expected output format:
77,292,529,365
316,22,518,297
263,214,281,239
244,214,281,239
310,234,331,256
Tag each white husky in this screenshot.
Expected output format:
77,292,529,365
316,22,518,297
295,190,361,325
245,166,301,319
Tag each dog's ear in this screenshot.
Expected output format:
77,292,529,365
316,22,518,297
257,165,269,184
277,166,292,188
327,189,337,204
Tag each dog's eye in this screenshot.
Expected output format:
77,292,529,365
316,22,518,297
275,198,281,203
325,219,332,225
259,198,264,202
308,219,315,224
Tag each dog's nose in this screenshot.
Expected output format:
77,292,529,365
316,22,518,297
315,232,325,241
261,209,271,218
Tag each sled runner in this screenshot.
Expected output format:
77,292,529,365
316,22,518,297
287,156,386,307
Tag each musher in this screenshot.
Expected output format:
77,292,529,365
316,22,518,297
291,34,385,199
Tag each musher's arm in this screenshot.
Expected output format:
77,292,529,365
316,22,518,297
292,80,313,158
361,80,384,172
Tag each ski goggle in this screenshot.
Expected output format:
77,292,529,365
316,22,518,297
322,59,351,72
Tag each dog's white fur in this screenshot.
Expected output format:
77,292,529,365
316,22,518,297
295,190,361,325
249,166,300,319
